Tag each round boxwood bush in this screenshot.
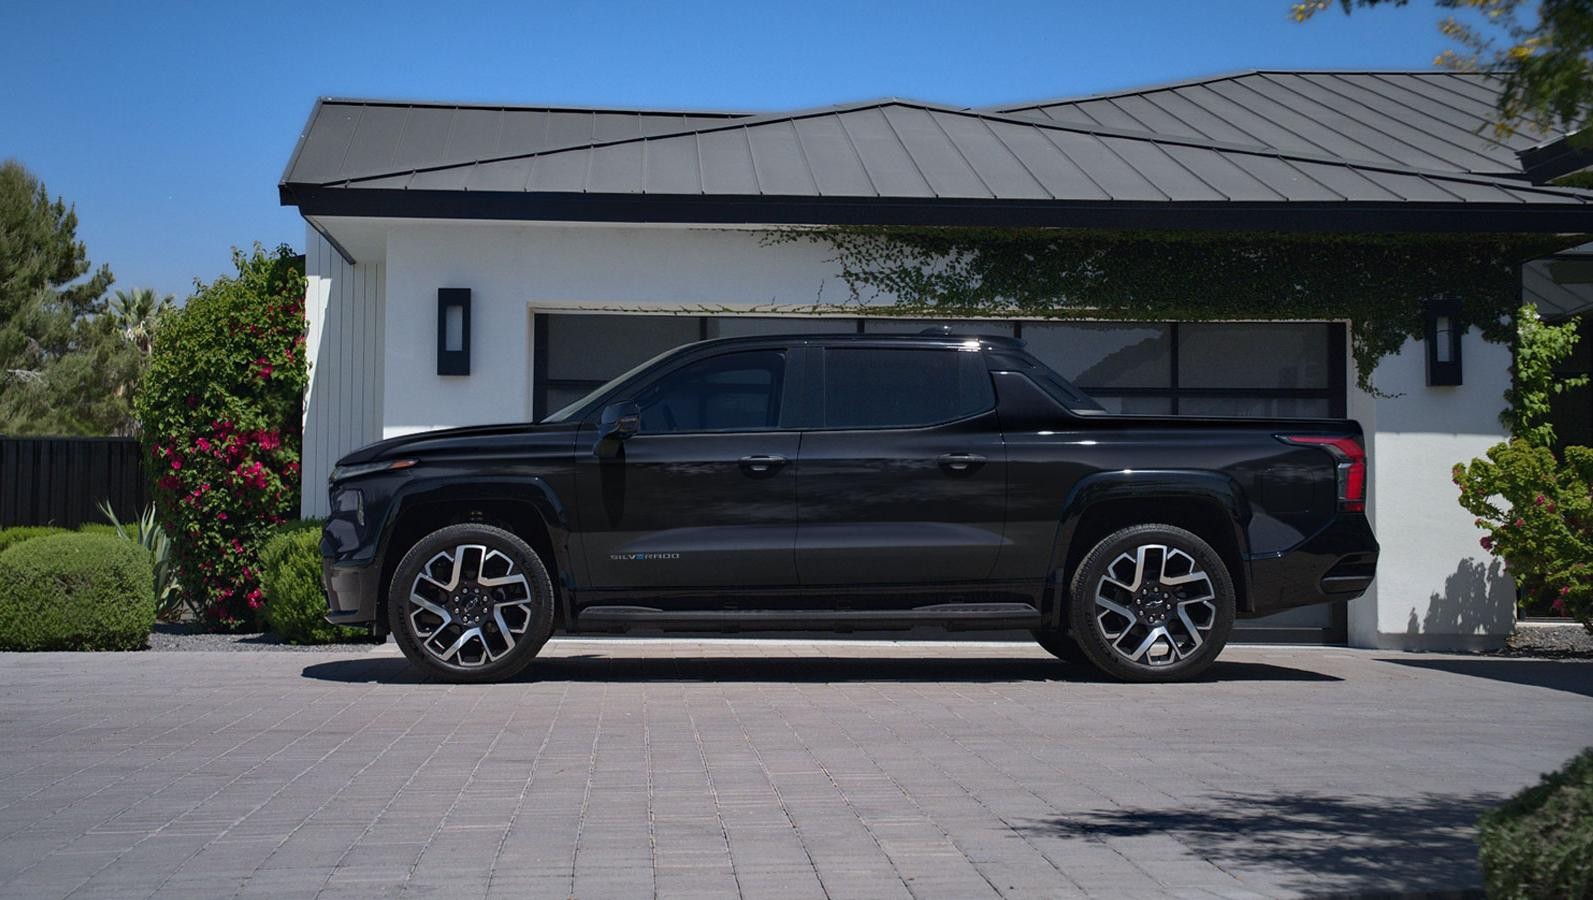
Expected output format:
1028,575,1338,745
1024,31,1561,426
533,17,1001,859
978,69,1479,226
135,244,307,631
76,523,119,537
1478,747,1593,898
0,533,155,651
260,523,364,644
0,526,68,555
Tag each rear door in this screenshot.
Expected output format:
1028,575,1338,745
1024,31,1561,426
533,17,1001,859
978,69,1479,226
575,347,801,590
795,344,1007,585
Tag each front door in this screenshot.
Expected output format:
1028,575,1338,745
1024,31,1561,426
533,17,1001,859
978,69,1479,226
796,344,1008,585
575,348,800,590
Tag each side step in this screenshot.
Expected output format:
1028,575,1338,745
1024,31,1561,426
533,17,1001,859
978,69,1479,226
575,602,1042,633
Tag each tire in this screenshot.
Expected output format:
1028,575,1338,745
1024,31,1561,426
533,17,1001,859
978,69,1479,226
1032,628,1080,662
388,523,556,683
1067,524,1235,683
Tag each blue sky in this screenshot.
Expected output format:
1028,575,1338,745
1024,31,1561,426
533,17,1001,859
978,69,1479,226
2,0,1463,299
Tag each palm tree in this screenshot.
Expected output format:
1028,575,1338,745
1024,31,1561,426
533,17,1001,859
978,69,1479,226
108,288,174,355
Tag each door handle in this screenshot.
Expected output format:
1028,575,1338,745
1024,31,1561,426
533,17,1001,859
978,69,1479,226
938,452,987,472
739,454,788,475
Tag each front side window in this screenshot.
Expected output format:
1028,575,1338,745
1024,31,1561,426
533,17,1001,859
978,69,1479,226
635,350,787,433
823,347,994,428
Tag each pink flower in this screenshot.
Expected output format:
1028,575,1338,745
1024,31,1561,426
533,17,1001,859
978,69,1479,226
195,437,211,452
1551,598,1567,615
1535,494,1547,506
1513,517,1525,528
1480,536,1494,550
170,457,182,471
217,512,228,521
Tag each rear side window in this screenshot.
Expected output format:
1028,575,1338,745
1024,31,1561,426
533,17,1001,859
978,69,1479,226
823,347,994,428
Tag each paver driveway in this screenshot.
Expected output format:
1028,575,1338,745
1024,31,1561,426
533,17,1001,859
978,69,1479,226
0,640,1588,899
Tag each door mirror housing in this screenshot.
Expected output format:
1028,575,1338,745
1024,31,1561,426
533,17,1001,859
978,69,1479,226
595,401,641,458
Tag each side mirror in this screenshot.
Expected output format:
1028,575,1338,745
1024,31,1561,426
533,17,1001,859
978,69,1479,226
595,401,640,459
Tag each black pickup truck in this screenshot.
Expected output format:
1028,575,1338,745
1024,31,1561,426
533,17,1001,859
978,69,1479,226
320,330,1377,683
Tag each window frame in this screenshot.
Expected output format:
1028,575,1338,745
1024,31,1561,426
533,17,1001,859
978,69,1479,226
631,348,794,436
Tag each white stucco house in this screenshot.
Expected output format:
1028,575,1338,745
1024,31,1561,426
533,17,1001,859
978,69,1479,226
280,70,1593,651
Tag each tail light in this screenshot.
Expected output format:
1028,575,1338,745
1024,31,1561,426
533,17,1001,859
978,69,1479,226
1280,434,1366,513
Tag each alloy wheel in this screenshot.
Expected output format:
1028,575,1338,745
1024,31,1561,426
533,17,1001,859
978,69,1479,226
406,543,534,667
1092,543,1217,667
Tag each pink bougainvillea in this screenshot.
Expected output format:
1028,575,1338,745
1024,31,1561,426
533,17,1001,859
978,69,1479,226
136,245,308,631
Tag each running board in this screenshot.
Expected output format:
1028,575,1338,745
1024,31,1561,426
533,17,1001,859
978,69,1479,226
574,602,1042,633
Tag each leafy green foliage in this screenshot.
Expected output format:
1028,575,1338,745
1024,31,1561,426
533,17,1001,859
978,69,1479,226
96,500,182,622
108,288,175,357
134,245,307,631
260,522,363,644
0,532,154,651
1504,304,1590,446
770,227,1565,393
1293,1,1593,138
0,159,145,435
1478,747,1593,898
0,526,67,555
1455,441,1593,631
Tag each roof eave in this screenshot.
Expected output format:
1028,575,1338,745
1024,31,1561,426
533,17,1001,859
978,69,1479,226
281,186,1593,234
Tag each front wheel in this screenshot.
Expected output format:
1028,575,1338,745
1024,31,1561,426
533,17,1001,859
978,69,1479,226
1068,524,1235,683
388,523,556,683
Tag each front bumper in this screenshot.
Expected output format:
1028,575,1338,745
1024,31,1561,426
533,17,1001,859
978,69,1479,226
1242,513,1379,618
323,558,382,627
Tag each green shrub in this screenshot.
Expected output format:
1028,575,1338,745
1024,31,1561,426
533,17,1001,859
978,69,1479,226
1479,748,1593,898
1455,441,1593,632
135,244,307,631
76,523,118,537
0,533,154,650
0,526,68,555
260,523,361,644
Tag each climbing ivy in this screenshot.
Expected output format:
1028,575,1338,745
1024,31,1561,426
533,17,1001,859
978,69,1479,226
765,226,1578,393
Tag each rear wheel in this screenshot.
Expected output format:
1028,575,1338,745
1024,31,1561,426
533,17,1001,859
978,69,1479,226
1067,524,1235,683
388,523,555,683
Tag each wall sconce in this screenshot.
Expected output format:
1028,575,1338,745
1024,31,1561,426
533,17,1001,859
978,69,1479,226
1423,298,1462,386
437,288,471,376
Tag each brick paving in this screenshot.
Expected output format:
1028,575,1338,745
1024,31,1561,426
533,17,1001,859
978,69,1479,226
0,639,1589,899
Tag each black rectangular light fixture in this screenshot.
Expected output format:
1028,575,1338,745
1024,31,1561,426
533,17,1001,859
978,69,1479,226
1423,298,1462,386
437,288,471,376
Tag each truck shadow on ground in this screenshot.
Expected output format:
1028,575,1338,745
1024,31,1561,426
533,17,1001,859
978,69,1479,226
300,655,1341,685
1017,790,1495,898
1385,657,1593,698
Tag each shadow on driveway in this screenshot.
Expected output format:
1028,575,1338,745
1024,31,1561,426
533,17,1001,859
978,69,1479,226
1385,657,1593,698
301,654,1341,685
1017,790,1495,898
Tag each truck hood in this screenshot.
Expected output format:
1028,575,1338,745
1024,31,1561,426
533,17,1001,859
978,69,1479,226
335,421,562,466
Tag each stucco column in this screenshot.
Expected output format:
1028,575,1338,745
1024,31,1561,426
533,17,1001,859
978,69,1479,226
1346,330,1515,650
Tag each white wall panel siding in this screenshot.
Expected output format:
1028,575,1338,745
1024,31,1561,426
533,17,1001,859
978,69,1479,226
300,226,384,518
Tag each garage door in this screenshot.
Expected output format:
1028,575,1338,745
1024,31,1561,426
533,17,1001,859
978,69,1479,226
533,313,1349,643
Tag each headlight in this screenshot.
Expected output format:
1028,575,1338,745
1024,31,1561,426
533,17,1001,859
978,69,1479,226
328,458,417,484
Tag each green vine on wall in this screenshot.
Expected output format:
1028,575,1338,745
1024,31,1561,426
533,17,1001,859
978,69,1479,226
764,226,1579,394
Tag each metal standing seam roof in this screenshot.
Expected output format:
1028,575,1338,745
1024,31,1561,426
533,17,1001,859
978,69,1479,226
285,98,1593,206
280,98,753,187
991,70,1563,178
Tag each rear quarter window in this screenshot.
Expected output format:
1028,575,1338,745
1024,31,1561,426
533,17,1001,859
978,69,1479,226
822,347,994,428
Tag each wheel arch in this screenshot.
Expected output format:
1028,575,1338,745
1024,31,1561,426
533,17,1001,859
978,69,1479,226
1049,470,1251,626
376,478,572,632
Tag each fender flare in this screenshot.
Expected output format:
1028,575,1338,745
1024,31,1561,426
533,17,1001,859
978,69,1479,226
1046,469,1252,623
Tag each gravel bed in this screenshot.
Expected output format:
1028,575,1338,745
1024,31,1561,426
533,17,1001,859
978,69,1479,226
1493,624,1593,660
145,623,385,653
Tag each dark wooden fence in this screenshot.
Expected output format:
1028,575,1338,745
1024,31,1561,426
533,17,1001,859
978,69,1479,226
0,437,148,528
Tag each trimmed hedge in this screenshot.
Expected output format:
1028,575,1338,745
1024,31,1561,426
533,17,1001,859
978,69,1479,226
1478,747,1593,898
0,526,68,555
0,533,155,651
76,523,119,537
260,523,363,644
